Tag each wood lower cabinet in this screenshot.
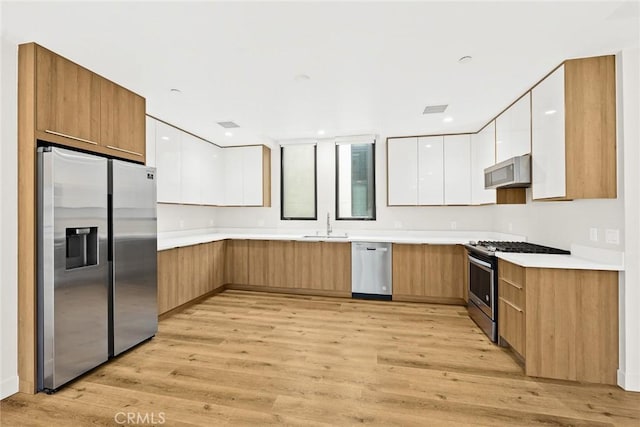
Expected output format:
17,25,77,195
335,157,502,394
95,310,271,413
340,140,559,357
392,244,465,303
225,239,249,285
157,248,179,315
241,240,350,295
498,261,526,358
158,241,225,315
498,259,618,385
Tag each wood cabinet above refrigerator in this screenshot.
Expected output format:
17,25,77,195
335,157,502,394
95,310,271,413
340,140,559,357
29,43,146,163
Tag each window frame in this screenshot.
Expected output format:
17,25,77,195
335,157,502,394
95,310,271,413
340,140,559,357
280,144,318,221
334,141,377,221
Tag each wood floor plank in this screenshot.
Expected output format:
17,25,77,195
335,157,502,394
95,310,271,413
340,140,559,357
2,289,639,426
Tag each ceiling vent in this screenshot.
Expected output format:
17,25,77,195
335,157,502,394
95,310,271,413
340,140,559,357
422,104,448,114
217,121,240,129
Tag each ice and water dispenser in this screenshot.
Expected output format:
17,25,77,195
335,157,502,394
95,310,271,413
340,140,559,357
65,227,98,269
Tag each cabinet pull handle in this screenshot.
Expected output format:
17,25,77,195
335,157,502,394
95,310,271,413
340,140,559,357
499,297,523,313
106,145,143,156
500,278,523,290
45,130,98,145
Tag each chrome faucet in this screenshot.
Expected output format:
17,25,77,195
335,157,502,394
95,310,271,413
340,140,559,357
326,212,332,236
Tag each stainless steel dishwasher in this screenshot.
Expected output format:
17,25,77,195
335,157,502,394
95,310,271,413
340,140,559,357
351,242,392,300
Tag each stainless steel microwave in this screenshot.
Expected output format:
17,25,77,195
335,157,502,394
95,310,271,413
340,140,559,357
484,154,531,189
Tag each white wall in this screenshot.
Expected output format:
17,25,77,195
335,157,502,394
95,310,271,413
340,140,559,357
619,47,640,392
0,26,20,398
157,204,218,233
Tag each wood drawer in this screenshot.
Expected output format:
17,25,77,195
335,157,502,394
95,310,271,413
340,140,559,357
499,277,525,308
499,297,526,358
499,259,525,284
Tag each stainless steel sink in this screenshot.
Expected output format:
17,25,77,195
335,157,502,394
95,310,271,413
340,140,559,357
301,234,349,239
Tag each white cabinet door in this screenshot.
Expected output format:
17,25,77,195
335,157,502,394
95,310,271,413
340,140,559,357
145,116,156,168
496,93,531,163
242,146,264,206
387,138,418,205
418,136,444,205
532,65,566,200
444,135,471,205
200,142,223,205
471,121,496,204
180,133,202,205
155,121,182,203
223,147,244,206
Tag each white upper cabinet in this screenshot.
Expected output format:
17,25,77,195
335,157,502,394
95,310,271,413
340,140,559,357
532,65,566,200
496,93,531,163
471,121,496,205
418,136,444,205
151,116,270,207
145,116,156,168
444,135,471,205
155,120,182,203
180,133,203,205
242,146,265,206
387,138,418,205
200,142,223,205
223,147,245,206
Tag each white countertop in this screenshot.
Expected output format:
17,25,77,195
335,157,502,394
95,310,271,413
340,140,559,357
495,243,624,271
157,229,624,271
157,228,523,251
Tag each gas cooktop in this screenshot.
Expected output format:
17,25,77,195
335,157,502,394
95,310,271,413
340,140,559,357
466,241,571,256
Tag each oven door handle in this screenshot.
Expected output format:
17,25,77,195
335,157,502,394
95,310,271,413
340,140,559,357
468,254,492,270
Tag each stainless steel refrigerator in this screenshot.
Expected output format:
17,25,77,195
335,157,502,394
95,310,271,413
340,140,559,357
37,146,157,392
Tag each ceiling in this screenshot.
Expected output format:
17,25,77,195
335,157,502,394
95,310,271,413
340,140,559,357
2,1,638,146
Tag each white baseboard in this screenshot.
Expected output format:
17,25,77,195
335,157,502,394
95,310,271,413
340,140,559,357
618,369,640,392
0,375,19,400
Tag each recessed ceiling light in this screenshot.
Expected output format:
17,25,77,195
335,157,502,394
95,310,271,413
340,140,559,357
225,131,233,137
317,130,325,136
161,136,170,141
295,74,311,82
545,109,557,115
496,140,503,144
443,116,454,123
458,56,473,64
170,88,182,94
425,144,432,148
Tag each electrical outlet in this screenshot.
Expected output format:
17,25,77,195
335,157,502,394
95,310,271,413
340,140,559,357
605,229,620,245
394,221,403,229
508,222,513,232
450,221,457,230
209,219,214,227
258,219,265,227
179,220,185,229
589,227,598,242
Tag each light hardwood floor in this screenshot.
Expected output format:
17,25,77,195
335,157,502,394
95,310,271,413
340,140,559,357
2,290,639,426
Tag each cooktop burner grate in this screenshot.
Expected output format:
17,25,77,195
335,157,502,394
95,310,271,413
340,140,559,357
475,241,570,255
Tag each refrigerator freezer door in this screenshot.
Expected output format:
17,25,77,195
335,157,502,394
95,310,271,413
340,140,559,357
38,147,109,391
110,160,158,356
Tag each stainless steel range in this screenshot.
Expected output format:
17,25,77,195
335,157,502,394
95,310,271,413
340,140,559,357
464,241,570,342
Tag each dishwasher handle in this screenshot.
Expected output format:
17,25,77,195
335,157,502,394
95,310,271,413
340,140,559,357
365,247,388,251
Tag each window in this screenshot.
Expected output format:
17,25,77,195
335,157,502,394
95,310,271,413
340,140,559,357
336,141,376,220
281,144,317,220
